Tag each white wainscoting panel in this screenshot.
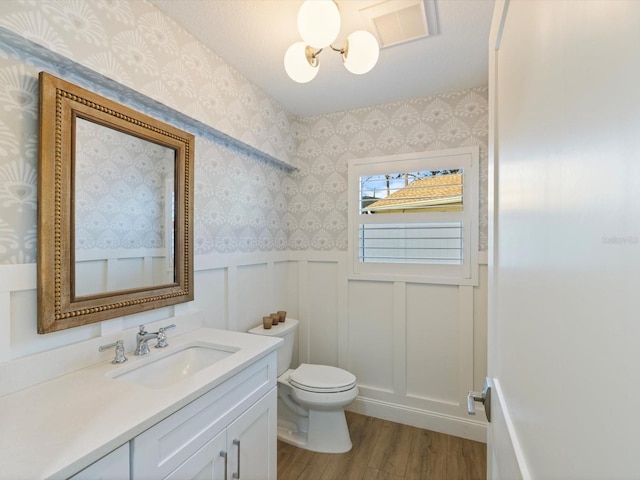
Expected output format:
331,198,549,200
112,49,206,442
406,283,460,406
236,263,269,333
306,261,340,367
194,252,295,334
10,288,99,359
392,282,407,396
348,280,396,393
195,269,228,330
283,261,300,323
345,263,487,441
1,253,487,442
473,269,488,392
282,261,300,368
273,261,292,315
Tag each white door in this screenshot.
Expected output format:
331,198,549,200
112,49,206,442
226,389,277,480
487,0,640,478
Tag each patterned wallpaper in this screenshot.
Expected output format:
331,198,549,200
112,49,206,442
0,43,291,263
0,0,295,166
0,55,38,263
287,88,489,252
75,119,174,250
0,0,488,265
193,136,290,254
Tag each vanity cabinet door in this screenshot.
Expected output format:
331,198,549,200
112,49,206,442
162,388,276,480
226,388,277,480
69,443,129,480
164,430,226,480
131,355,275,479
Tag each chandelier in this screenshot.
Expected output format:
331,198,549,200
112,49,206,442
284,0,380,83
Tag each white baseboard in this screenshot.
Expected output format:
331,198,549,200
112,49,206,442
347,395,487,443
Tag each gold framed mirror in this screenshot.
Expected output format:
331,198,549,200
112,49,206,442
38,72,194,333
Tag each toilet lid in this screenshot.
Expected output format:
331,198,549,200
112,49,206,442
288,364,356,393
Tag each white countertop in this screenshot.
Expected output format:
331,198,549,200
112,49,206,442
0,328,282,480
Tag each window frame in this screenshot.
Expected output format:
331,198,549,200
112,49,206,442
348,146,479,285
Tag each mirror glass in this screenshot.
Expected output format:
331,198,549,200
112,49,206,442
38,72,194,334
74,118,176,297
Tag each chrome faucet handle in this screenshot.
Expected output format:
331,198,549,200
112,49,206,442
135,324,153,356
155,324,176,348
99,340,128,364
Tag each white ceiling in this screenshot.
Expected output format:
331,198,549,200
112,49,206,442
149,0,495,117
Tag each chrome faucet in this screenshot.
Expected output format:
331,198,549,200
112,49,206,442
134,324,176,355
99,339,128,364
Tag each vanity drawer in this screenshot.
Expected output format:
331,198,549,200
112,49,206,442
131,353,276,480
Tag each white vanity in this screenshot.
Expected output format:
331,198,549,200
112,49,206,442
0,327,282,479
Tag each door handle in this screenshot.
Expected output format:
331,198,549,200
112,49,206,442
232,439,241,478
467,377,492,422
220,450,227,480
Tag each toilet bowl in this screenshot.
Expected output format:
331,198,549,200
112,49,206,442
248,319,358,453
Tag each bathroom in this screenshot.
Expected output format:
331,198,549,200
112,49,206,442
1,0,638,478
0,0,488,476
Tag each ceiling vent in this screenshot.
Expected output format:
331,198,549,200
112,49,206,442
360,0,430,48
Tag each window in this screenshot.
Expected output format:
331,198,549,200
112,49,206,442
348,147,479,285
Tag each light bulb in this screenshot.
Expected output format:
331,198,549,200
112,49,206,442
284,42,319,83
297,0,341,49
343,30,379,75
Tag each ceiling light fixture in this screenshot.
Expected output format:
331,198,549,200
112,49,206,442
284,0,380,83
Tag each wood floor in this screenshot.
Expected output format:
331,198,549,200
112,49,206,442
277,412,486,480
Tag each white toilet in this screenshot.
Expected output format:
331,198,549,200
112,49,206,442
248,318,358,453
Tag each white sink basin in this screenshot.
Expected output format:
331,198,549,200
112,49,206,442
111,343,237,389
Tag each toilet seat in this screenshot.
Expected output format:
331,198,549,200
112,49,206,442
288,364,356,393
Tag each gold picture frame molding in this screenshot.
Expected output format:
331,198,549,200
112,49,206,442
38,72,194,333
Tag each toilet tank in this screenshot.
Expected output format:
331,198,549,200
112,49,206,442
248,318,298,376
